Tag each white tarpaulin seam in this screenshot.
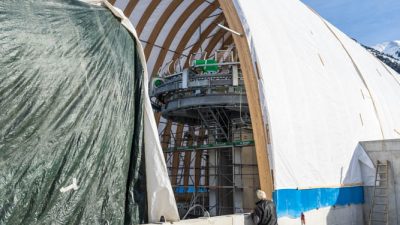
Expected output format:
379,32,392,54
310,8,385,140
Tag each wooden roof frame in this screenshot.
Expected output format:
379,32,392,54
107,0,274,198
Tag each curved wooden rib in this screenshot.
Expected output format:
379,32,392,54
123,0,139,17
184,14,224,67
218,0,274,198
206,33,232,59
222,34,233,48
204,28,226,56
183,127,195,189
204,33,233,61
151,0,204,75
154,112,162,126
144,0,183,59
166,4,219,72
171,124,184,186
161,120,173,160
194,128,206,187
108,0,116,5
135,0,162,36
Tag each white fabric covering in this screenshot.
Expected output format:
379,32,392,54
101,1,180,222
233,0,400,189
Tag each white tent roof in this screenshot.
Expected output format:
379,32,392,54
233,0,400,189
105,0,400,221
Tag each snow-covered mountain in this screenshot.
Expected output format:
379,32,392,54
362,40,400,74
373,40,400,60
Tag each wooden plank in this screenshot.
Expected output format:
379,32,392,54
123,0,139,17
194,128,206,187
222,34,233,49
135,0,161,36
183,127,195,188
171,124,185,186
218,0,274,198
154,112,162,126
166,3,219,72
204,29,226,57
151,1,204,75
144,0,183,59
161,120,173,160
184,14,225,67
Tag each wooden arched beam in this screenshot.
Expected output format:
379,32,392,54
166,3,220,72
170,124,185,186
155,112,162,126
184,14,224,67
144,0,184,59
123,0,139,17
207,33,232,58
183,127,195,189
151,0,204,75
135,0,162,36
218,0,274,198
108,0,116,5
204,28,226,57
194,128,206,187
221,34,233,48
161,120,173,160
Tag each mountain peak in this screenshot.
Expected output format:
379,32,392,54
373,40,400,59
364,41,400,74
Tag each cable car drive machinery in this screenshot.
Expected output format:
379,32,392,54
150,47,260,217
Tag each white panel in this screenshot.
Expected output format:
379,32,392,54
182,10,222,65
200,26,221,57
147,47,162,75
140,0,172,41
129,0,151,27
114,0,129,10
234,0,400,190
185,10,222,51
169,2,208,53
154,0,193,46
161,2,209,73
147,0,194,74
326,23,400,139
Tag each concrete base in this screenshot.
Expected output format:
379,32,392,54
144,214,253,225
279,205,364,225
145,205,363,225
360,139,400,225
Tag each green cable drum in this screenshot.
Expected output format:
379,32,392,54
153,78,165,87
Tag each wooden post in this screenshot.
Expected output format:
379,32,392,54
195,128,206,187
171,124,184,186
161,120,173,160
183,127,195,188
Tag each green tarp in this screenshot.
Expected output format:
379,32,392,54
0,0,147,224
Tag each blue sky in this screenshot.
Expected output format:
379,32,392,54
301,0,400,46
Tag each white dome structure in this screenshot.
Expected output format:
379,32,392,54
2,0,399,224
104,0,400,224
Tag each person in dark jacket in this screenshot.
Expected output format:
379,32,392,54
251,190,278,225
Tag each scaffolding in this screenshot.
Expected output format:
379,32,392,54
152,47,260,217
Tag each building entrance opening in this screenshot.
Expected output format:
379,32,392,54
151,46,260,217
